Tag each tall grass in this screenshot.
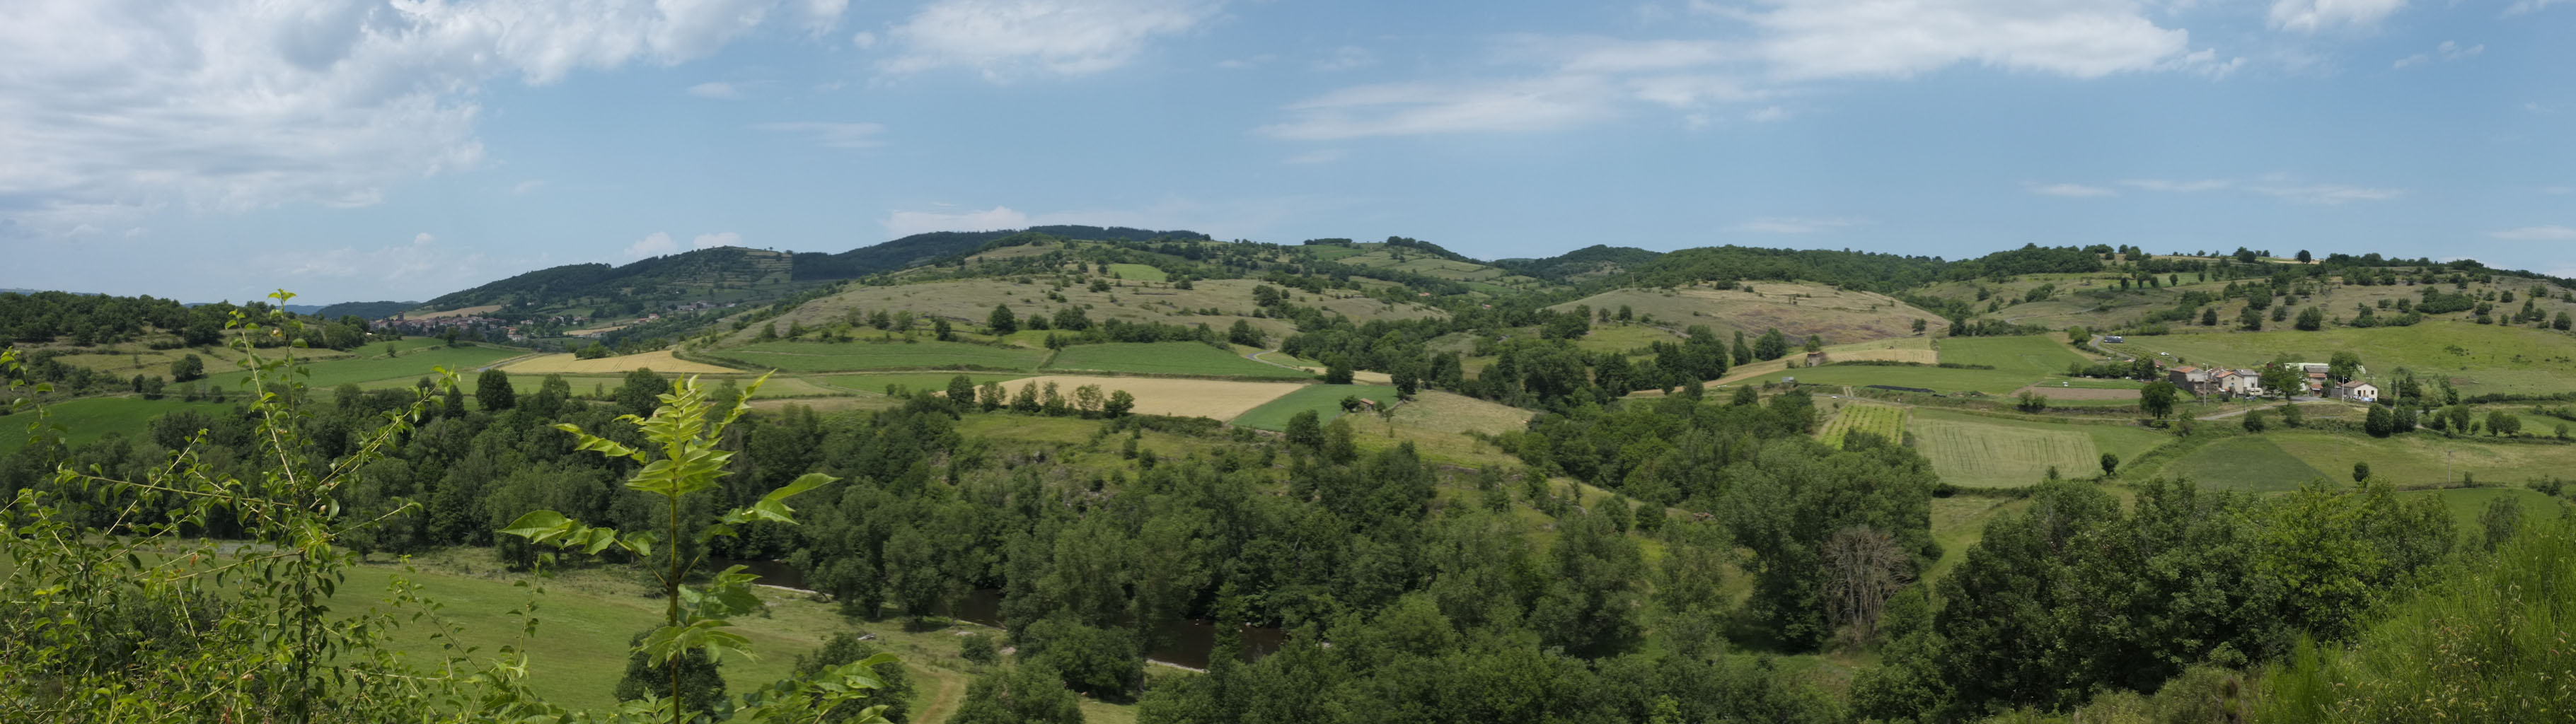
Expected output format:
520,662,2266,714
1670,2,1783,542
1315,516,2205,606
2254,513,2576,723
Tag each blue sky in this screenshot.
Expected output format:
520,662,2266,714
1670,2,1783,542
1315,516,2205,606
2,0,2570,303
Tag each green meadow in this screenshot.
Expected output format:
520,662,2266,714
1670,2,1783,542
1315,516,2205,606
1231,384,1401,431
1043,341,1313,379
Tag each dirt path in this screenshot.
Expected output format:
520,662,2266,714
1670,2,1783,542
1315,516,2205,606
910,665,967,723
1242,348,1307,371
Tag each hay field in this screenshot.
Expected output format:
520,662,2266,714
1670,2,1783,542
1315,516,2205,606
710,340,1044,372
1899,409,2179,486
988,375,1306,419
729,278,1443,346
1938,335,2091,375
2108,321,2576,396
1043,342,1313,379
2014,384,2142,401
2154,436,2330,492
1551,284,1947,346
1820,404,1909,448
502,350,737,375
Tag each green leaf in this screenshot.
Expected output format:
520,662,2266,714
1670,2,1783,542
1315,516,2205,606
498,510,570,542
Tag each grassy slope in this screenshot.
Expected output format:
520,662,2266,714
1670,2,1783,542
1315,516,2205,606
1106,263,1168,282
2154,435,2332,492
1231,384,1401,431
204,344,527,390
1552,284,1948,346
0,397,234,450
2259,428,2576,489
1041,342,1313,379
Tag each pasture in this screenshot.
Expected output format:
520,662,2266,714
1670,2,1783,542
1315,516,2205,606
1905,409,2170,487
1551,283,1947,346
0,397,233,450
1820,404,1908,448
1107,263,1169,281
2418,487,2566,542
2109,321,2576,396
204,344,526,390
711,340,1044,372
1572,324,1681,355
2255,429,2576,490
1937,334,2091,375
1741,364,2053,397
812,372,1029,397
502,350,737,375
2154,436,2330,492
1043,342,1314,379
1231,384,1402,431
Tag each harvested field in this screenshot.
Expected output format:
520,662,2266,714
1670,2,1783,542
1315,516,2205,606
1044,342,1312,379
502,350,739,375
1820,404,1909,448
2012,385,2141,401
1232,384,1402,431
987,375,1307,420
408,304,501,319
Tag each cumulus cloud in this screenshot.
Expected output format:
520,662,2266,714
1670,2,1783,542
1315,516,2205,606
1260,2,2217,140
751,122,888,148
2489,226,2576,240
2506,0,2569,14
1731,217,1870,233
2269,0,2408,32
2028,182,2120,197
881,0,1220,79
0,0,825,238
882,206,1034,238
626,232,683,259
511,179,547,195
1746,105,1791,122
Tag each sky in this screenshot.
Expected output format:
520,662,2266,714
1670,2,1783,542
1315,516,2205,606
1,0,2571,304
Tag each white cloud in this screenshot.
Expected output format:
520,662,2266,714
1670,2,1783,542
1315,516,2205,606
1312,46,1376,72
1731,216,1870,233
850,30,878,49
2120,175,2402,204
1283,149,1347,165
799,0,850,34
2507,0,2569,14
2489,226,2576,240
1747,105,1791,122
2269,0,2408,33
626,232,683,259
2028,182,2120,197
1750,0,2203,81
688,81,744,98
2394,40,2483,69
512,179,547,195
2123,178,2238,192
1256,76,1622,140
881,0,1220,80
0,0,824,238
882,206,1033,238
693,232,744,249
751,122,888,148
279,231,483,284
1260,4,2217,140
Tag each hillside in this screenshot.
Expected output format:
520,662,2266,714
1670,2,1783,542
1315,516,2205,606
1549,281,1949,344
1491,244,1665,281
315,300,417,320
789,225,1209,281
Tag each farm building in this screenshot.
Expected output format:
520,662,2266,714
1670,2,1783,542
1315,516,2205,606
1804,351,1829,367
2336,380,2379,403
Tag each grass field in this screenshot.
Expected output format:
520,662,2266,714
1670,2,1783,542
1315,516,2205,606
812,372,1029,397
2417,487,2567,541
1820,404,1908,448
1571,324,1680,355
1745,364,2062,397
2109,322,2576,396
0,397,234,450
204,344,527,390
2255,429,2576,490
1107,263,1168,281
1230,384,1401,431
2156,435,2332,492
1938,334,2090,375
1905,409,2171,486
713,340,1045,372
1042,342,1314,379
502,350,737,375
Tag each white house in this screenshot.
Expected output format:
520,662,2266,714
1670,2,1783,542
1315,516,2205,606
2336,380,2379,403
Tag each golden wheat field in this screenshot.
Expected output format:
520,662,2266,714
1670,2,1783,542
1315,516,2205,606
980,375,1308,419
